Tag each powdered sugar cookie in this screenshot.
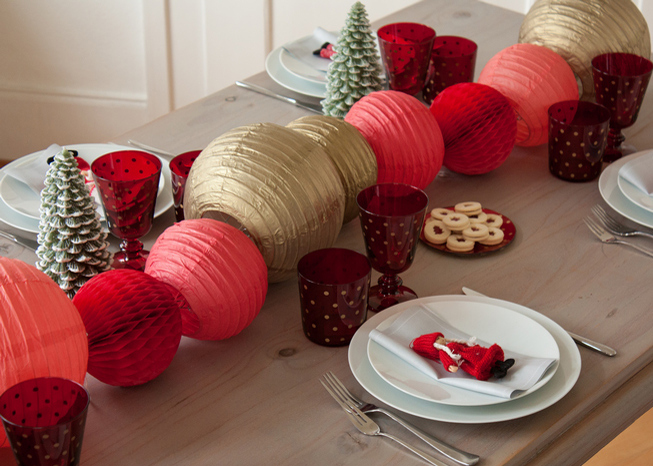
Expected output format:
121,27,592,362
462,224,490,242
485,214,503,228
424,219,451,244
446,234,475,252
479,227,504,246
454,201,483,216
430,207,452,220
468,212,488,224
442,213,470,232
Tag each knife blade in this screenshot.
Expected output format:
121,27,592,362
461,287,617,357
235,81,323,114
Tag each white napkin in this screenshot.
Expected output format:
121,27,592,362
369,305,557,399
282,27,338,73
619,152,653,195
3,144,62,194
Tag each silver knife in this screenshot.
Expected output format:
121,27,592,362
461,287,617,357
235,81,323,114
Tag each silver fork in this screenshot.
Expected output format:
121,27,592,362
591,205,653,239
323,372,479,465
320,374,448,466
584,216,653,257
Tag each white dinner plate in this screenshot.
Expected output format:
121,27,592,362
617,152,653,213
599,150,653,229
266,47,327,98
367,300,559,406
0,144,173,234
349,295,582,423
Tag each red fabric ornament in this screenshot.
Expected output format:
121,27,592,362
72,269,182,387
412,332,508,381
430,83,517,175
478,43,578,147
345,90,445,189
0,258,88,447
145,218,268,341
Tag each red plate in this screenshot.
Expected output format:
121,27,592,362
420,207,516,255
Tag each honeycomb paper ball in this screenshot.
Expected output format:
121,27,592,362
183,123,345,283
145,219,268,341
0,257,88,447
430,83,517,175
72,269,182,387
345,90,445,188
519,0,651,100
478,43,578,147
287,115,378,224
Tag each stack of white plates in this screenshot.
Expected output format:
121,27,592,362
0,143,173,234
348,295,582,423
599,150,653,229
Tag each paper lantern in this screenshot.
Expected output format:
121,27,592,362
519,0,651,101
344,90,445,188
430,83,517,175
0,257,88,447
478,43,578,147
184,123,345,283
145,219,268,341
72,269,182,387
287,115,377,224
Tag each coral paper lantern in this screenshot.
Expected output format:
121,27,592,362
345,90,445,189
183,123,345,283
519,0,651,101
478,43,578,147
0,257,88,447
430,83,517,175
287,115,377,224
72,269,182,387
145,219,268,341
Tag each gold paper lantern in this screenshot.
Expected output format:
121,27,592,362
519,0,651,100
287,115,377,224
184,123,345,283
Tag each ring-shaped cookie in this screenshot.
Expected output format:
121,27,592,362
455,201,483,216
430,207,452,220
442,213,470,232
424,219,451,244
468,212,488,224
462,224,490,241
485,214,503,228
446,234,475,252
479,227,505,246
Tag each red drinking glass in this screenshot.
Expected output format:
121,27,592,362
423,36,478,105
297,248,371,346
377,22,436,95
0,377,90,466
170,150,201,222
91,150,161,271
357,183,429,312
591,52,653,162
548,100,611,182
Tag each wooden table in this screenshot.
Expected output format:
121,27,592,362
2,0,652,464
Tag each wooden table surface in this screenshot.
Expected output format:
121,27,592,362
2,0,652,465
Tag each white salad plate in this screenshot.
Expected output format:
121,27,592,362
266,47,327,98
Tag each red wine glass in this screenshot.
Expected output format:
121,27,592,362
591,52,653,162
91,150,161,271
357,183,429,312
170,150,201,221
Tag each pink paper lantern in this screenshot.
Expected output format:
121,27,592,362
478,43,578,147
345,90,445,189
145,219,268,341
430,83,517,175
0,258,88,447
72,269,183,387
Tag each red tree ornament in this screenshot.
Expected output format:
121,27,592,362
72,269,183,387
345,90,445,189
145,219,268,341
478,43,578,147
430,83,517,175
0,257,88,447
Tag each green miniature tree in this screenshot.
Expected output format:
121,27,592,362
321,1,383,118
37,148,112,298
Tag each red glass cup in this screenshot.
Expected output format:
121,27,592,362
591,52,653,162
0,377,90,466
91,150,162,271
170,150,201,222
377,22,436,95
548,100,611,182
297,248,371,346
357,183,429,312
422,36,478,105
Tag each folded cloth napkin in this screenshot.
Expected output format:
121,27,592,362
283,27,338,73
3,144,62,194
369,305,558,399
619,151,653,195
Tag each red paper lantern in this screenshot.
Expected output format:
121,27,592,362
478,43,578,147
345,90,445,189
430,83,517,175
0,258,88,447
145,219,268,341
72,269,182,387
